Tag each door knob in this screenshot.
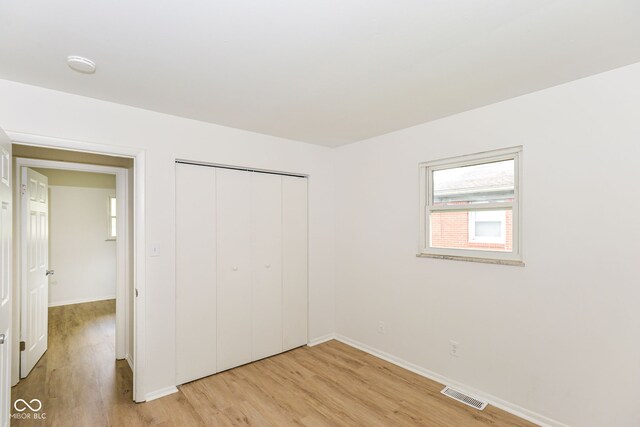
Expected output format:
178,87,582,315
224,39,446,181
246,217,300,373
46,270,55,276
0,334,5,344
232,267,238,271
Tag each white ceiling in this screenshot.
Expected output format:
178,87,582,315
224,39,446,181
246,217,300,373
1,1,639,147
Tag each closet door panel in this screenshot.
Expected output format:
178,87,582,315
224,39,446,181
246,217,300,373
175,164,217,384
251,173,283,360
217,168,253,372
282,177,308,351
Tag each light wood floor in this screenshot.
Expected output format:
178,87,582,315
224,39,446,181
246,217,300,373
12,301,535,426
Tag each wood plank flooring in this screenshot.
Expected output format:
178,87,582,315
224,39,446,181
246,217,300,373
11,301,535,426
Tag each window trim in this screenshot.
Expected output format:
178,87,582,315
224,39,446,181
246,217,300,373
418,146,523,264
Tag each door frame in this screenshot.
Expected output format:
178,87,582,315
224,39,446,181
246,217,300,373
7,131,146,402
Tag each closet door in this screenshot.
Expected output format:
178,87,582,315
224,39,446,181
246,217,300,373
251,173,283,360
282,176,308,351
175,164,217,384
217,169,253,371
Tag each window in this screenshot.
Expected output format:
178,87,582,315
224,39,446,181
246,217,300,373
108,196,117,239
419,147,522,264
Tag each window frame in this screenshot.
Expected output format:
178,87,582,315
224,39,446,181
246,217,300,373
419,146,523,264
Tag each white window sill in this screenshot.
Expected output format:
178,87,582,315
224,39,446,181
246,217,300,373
416,253,525,267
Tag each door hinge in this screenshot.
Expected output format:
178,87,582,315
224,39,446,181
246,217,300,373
20,341,25,351
21,184,26,196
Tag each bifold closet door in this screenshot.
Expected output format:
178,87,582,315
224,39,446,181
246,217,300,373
177,164,308,380
251,173,283,361
216,169,253,372
282,176,308,351
175,164,217,384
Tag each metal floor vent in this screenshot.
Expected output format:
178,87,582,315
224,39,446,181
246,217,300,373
441,386,488,410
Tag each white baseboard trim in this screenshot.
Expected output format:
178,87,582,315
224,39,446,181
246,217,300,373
125,354,133,371
334,334,567,427
307,333,337,347
49,295,116,307
145,386,179,402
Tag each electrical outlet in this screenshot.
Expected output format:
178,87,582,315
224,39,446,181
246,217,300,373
449,340,460,357
377,321,386,335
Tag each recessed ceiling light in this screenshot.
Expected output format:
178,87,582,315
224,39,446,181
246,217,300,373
67,56,96,74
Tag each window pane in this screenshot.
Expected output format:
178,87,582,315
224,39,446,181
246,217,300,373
432,160,514,206
110,197,117,216
430,209,512,252
111,218,117,237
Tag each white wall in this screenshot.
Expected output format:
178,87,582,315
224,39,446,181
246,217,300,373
0,81,336,398
47,184,116,306
333,62,640,427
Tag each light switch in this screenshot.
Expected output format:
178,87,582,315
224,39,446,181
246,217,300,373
150,243,160,257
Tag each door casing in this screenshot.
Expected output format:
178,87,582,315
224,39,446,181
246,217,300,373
8,132,146,402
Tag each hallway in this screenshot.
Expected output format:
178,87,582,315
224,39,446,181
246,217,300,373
11,300,135,426
11,300,209,426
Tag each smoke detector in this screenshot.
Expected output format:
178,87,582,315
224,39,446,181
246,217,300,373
67,56,96,74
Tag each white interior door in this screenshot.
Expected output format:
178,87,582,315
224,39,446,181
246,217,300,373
175,163,217,384
216,168,252,372
21,168,48,378
0,129,12,427
250,173,282,361
282,176,308,351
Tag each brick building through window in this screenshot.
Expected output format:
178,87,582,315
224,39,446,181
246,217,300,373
429,159,514,252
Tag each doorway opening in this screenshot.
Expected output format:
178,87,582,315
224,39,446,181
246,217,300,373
10,144,138,408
